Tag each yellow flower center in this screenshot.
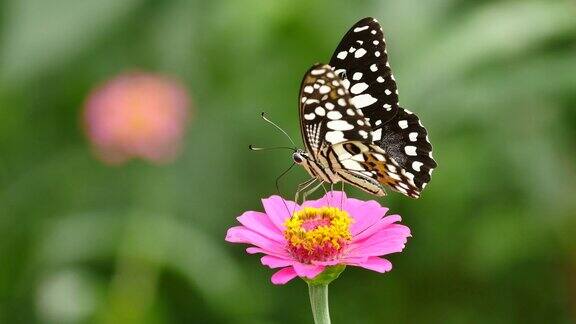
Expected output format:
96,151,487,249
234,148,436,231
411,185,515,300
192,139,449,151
283,207,352,263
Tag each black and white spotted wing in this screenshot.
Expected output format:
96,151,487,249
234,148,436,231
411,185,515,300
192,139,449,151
298,64,372,156
378,108,437,190
296,64,421,197
329,17,437,193
329,17,399,124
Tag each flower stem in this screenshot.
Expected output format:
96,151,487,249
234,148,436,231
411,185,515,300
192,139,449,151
308,283,331,324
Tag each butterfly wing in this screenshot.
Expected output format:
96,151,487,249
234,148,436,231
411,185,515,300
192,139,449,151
329,17,399,124
298,63,372,156
377,107,437,191
298,63,419,197
329,17,437,194
327,141,421,197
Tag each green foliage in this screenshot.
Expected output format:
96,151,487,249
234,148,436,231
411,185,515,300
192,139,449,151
305,265,346,286
0,0,575,323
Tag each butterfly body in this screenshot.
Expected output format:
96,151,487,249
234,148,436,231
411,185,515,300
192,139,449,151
294,18,437,199
293,149,341,185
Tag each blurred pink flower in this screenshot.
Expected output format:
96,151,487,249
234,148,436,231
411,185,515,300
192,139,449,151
226,191,411,285
83,72,191,164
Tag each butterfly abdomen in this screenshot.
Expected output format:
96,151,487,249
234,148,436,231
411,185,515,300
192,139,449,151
300,151,342,185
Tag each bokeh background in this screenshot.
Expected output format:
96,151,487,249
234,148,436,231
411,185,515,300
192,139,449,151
1,0,575,323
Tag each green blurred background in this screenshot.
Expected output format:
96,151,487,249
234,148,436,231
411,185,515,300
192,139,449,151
1,0,575,323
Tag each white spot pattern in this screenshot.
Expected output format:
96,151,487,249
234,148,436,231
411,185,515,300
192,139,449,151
372,128,382,141
405,146,417,156
314,107,326,116
304,113,315,120
350,94,377,108
325,130,345,144
319,85,331,94
350,82,368,95
354,48,367,58
327,120,354,131
342,160,363,171
389,172,401,181
326,111,342,120
404,171,415,183
373,153,385,161
412,161,423,171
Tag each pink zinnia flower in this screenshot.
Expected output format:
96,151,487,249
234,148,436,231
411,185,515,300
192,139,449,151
83,72,191,165
225,191,411,285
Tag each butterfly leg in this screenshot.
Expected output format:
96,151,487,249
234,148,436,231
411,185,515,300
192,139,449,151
329,183,335,206
294,178,318,204
302,181,324,202
340,182,345,210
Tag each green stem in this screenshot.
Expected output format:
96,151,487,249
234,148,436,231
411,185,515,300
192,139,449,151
308,283,331,324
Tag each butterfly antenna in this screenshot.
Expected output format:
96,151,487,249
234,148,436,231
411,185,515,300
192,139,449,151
248,145,295,152
260,112,297,148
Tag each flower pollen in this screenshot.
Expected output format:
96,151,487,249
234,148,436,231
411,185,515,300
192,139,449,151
284,207,352,264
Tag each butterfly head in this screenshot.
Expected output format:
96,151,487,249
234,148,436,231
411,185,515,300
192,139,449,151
292,149,309,165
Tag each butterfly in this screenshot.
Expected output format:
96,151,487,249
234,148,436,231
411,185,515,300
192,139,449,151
292,17,437,199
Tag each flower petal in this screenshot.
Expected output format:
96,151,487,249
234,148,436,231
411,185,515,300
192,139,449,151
346,224,410,258
292,263,325,279
271,267,298,285
237,211,285,242
261,255,293,269
359,224,412,245
312,256,368,266
347,256,393,273
246,247,291,259
346,199,389,236
302,191,389,236
262,196,299,230
352,215,402,242
226,226,288,256
347,239,409,258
